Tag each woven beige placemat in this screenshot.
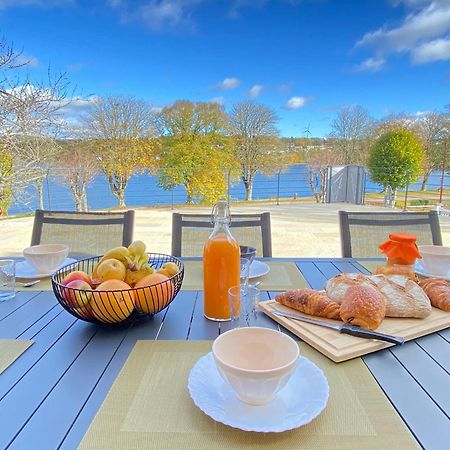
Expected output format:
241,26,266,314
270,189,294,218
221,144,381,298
0,339,34,375
14,278,53,291
79,340,418,450
182,261,308,291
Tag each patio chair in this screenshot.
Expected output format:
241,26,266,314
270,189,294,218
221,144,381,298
339,210,442,258
30,209,135,258
171,212,272,257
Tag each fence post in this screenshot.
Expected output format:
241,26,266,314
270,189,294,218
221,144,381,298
276,169,281,206
403,175,410,211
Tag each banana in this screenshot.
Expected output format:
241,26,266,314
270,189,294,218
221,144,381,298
128,240,147,257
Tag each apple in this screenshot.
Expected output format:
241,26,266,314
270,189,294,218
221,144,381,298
91,279,135,323
134,273,174,314
97,258,126,282
73,303,95,320
62,279,93,308
62,270,92,287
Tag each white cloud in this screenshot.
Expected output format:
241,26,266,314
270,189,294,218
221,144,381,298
412,37,450,62
211,96,224,105
0,0,73,8
352,57,386,72
356,0,450,66
14,53,39,67
217,77,240,90
247,84,263,98
112,0,204,31
284,96,311,109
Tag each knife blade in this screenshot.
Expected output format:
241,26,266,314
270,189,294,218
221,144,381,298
273,310,404,345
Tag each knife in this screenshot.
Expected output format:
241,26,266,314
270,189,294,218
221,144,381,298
273,310,404,345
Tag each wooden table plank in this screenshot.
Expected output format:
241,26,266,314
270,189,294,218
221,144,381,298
0,292,59,338
416,333,450,373
187,292,220,340
295,261,325,290
390,341,450,416
157,291,196,340
0,319,97,449
8,326,130,450
58,312,168,449
363,350,450,450
0,310,76,399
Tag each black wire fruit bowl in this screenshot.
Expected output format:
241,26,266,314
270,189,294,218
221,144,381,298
51,253,184,325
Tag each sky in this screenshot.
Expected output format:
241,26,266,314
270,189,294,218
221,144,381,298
1,0,449,137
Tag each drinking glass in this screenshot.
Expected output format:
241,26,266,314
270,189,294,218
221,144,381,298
239,246,257,287
0,259,16,301
228,284,260,327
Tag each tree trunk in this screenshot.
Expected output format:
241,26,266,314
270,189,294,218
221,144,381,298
185,184,194,204
82,185,88,211
390,188,397,208
36,178,44,209
108,173,128,207
421,170,431,191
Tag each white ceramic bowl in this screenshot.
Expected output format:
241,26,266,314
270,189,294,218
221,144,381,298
419,245,450,276
212,327,299,405
23,244,69,274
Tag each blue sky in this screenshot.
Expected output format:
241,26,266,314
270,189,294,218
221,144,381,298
1,0,449,137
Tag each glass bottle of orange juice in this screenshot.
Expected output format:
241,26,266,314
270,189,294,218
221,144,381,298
203,200,240,321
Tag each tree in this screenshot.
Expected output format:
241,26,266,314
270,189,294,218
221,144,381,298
415,112,449,190
329,105,373,164
228,102,285,200
0,145,13,213
368,129,424,207
158,101,234,204
0,38,72,212
53,140,99,211
82,96,157,207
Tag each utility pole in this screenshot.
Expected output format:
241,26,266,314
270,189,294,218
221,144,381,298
439,139,448,204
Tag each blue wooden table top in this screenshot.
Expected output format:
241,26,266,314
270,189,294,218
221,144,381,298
0,258,449,450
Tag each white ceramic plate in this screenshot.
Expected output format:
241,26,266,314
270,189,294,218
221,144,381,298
15,258,77,279
249,260,270,279
188,352,329,433
415,260,450,280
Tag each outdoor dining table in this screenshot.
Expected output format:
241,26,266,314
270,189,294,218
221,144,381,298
0,257,449,450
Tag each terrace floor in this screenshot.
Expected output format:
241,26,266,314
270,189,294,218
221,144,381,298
2,201,450,257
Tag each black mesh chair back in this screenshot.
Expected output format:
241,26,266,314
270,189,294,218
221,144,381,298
171,212,272,257
31,209,135,258
339,210,442,258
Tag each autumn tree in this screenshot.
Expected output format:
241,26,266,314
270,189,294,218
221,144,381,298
0,38,72,212
415,112,449,190
82,96,157,207
329,105,373,164
228,102,286,200
0,145,13,213
368,129,424,207
157,100,234,204
53,140,99,211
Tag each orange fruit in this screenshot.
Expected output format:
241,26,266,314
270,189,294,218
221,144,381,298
134,273,175,314
91,279,135,323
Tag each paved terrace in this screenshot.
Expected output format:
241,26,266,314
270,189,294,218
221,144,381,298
2,202,450,258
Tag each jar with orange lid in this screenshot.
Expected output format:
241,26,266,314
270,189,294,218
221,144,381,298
378,232,422,266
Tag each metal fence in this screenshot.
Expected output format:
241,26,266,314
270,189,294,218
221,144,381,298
6,164,450,215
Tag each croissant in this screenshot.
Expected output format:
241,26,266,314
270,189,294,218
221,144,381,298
340,285,386,330
275,288,341,320
418,278,450,312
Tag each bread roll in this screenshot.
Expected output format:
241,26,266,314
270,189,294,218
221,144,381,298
275,288,341,320
419,278,450,312
325,273,431,318
373,264,416,281
340,285,386,330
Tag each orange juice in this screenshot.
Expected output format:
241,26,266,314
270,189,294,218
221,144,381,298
203,201,240,321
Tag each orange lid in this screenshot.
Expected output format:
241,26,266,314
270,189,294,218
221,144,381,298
388,232,417,243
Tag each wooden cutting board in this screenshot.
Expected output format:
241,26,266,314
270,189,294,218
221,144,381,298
259,299,450,363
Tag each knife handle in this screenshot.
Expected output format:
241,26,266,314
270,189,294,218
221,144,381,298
341,325,405,345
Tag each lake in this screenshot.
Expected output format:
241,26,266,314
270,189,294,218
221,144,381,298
8,164,450,214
